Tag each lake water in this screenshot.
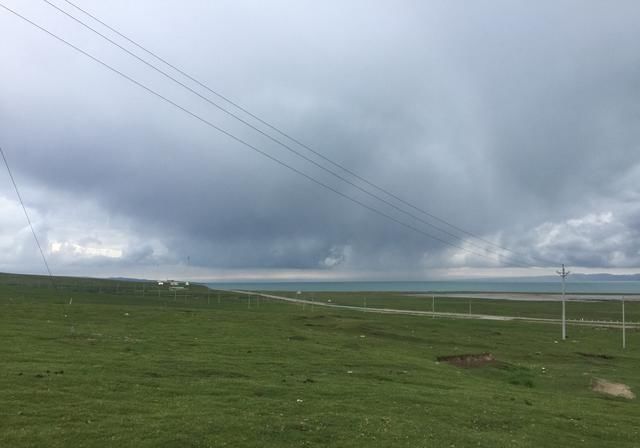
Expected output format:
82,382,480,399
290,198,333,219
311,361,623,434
206,280,640,294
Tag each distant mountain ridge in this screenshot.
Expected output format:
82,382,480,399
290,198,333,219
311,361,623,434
107,276,149,282
569,273,640,281
493,273,640,282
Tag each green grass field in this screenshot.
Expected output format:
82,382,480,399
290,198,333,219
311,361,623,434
1,273,639,447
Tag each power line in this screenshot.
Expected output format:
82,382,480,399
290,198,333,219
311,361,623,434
0,2,528,268
0,3,531,268
0,145,55,283
41,0,535,268
53,0,549,267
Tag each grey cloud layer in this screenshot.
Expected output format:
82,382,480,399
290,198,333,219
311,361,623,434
1,0,640,278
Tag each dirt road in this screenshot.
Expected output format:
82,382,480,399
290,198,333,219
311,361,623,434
232,290,639,329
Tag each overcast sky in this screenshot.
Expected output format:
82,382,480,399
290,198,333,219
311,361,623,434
2,0,640,281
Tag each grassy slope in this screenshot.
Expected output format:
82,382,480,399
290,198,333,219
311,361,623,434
1,274,639,447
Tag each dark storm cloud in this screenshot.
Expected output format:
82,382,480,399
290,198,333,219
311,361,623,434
2,0,640,279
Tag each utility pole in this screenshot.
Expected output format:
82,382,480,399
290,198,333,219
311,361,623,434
622,297,626,349
556,264,570,340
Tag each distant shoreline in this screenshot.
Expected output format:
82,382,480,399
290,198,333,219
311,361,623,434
206,280,640,294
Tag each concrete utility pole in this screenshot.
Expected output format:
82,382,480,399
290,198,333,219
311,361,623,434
622,297,626,349
556,264,570,340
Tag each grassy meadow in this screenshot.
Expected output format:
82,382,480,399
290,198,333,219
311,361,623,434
1,273,639,447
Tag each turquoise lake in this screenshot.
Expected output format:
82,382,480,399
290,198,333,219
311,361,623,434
206,280,640,294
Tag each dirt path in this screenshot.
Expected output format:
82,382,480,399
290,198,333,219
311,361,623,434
408,292,640,302
231,290,640,329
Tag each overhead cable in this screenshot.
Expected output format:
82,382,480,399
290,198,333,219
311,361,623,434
0,2,533,268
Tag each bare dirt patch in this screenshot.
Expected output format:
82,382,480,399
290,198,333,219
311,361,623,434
437,353,496,368
592,378,635,399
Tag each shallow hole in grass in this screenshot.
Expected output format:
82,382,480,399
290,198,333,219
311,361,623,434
436,353,496,368
287,335,307,341
577,352,614,360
